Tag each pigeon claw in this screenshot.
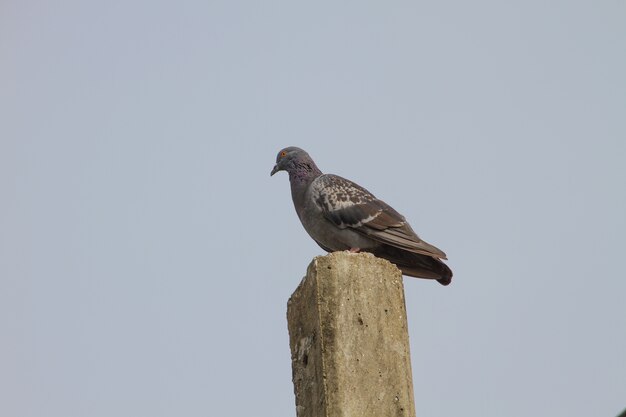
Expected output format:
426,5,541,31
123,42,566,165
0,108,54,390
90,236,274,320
347,248,361,253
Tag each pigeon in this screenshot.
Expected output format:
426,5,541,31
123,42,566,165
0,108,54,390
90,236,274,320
271,146,453,286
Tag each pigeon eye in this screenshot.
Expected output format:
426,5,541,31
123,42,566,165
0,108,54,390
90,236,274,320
280,151,287,158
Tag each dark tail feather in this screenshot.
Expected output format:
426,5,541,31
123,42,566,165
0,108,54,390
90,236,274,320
435,266,453,286
371,246,453,286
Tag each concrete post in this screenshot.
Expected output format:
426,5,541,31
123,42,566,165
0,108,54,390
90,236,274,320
287,252,417,417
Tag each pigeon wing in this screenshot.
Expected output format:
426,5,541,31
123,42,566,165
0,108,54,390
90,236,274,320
312,174,447,259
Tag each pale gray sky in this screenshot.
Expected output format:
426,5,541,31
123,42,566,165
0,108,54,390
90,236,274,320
1,1,625,416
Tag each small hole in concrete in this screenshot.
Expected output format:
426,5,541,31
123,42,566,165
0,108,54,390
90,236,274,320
303,353,308,367
357,317,364,325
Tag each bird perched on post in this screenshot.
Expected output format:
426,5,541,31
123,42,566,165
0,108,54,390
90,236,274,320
271,146,453,286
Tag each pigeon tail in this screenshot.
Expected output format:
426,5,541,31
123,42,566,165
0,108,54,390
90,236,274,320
370,246,453,286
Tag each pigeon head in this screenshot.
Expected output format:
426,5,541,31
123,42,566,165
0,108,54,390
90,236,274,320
270,147,319,177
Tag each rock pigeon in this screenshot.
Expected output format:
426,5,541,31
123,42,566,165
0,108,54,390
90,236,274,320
271,146,453,286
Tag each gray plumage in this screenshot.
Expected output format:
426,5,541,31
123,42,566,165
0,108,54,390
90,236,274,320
271,146,452,285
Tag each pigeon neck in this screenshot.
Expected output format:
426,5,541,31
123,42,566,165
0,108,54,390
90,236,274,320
288,160,321,207
288,159,321,183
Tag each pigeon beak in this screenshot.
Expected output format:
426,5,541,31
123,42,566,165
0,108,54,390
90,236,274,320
270,164,279,176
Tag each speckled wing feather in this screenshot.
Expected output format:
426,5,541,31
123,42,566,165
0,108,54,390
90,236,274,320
311,174,447,259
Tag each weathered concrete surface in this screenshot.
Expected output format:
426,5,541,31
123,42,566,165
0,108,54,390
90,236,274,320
287,252,416,417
